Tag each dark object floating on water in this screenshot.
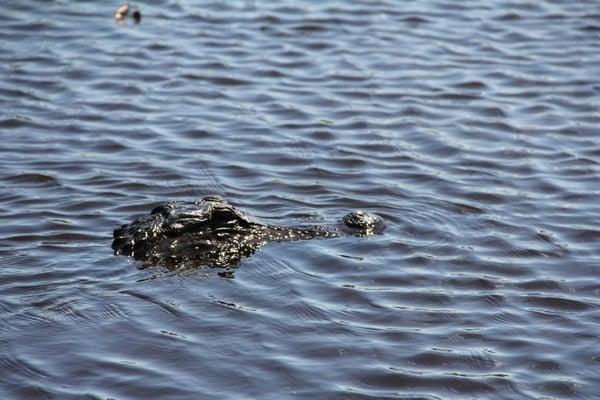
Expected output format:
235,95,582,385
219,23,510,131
112,195,383,269
132,8,142,23
114,4,141,24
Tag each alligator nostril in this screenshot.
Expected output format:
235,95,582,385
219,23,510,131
342,211,384,234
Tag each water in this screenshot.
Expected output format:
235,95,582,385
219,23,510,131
1,1,599,398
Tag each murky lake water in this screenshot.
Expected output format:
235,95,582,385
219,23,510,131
1,1,599,399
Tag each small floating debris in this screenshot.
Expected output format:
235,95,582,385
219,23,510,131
131,8,142,23
114,4,129,21
114,4,142,24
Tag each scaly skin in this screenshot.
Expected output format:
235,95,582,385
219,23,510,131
112,195,383,269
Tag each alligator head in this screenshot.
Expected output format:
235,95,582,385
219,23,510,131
112,195,383,270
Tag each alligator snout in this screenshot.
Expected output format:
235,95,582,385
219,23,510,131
342,211,385,235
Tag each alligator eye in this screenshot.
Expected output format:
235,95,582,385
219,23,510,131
213,209,239,224
151,204,172,217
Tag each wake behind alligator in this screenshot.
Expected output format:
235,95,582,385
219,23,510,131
112,195,384,269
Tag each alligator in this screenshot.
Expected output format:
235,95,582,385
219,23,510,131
112,195,383,270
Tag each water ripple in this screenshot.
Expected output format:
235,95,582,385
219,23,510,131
0,0,598,399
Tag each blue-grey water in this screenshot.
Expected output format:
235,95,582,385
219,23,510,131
1,1,599,399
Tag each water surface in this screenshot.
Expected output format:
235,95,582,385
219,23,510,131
1,1,599,399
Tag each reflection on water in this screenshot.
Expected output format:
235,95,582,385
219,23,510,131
1,1,599,399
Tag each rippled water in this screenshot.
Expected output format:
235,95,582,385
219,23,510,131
1,1,599,399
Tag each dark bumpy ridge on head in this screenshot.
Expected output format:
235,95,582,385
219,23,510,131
112,195,384,269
